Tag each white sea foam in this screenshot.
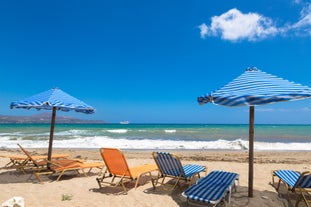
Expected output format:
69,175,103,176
164,130,176,133
1,136,311,151
106,129,128,134
54,129,91,136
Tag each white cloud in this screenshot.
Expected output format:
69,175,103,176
198,23,208,39
199,8,278,41
199,5,311,42
291,3,311,34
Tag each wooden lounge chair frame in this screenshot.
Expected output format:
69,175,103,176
0,154,34,169
0,154,67,170
182,170,239,207
152,151,207,191
272,170,311,207
17,144,70,172
96,148,158,192
35,160,104,183
3,144,69,173
17,144,104,183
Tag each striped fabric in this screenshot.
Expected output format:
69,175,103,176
274,170,311,188
10,88,95,114
274,170,311,207
274,170,300,188
182,171,239,205
297,174,311,188
183,164,207,178
198,68,311,107
154,152,206,178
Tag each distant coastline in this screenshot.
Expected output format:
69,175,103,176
0,113,105,124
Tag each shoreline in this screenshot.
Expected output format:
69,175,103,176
1,148,311,164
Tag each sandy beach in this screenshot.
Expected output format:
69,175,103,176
0,148,310,207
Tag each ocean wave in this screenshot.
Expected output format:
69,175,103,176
164,130,176,133
54,129,90,136
106,129,128,134
1,136,311,151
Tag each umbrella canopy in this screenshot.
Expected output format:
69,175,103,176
10,88,95,165
198,67,311,197
10,88,95,113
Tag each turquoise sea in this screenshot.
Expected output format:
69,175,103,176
0,124,311,151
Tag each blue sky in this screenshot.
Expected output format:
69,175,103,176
1,0,311,124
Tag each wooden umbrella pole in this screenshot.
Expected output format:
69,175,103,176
248,106,254,197
47,107,57,168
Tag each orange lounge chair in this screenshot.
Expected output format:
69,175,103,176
17,144,71,172
35,159,104,183
0,144,68,172
16,144,104,182
96,147,158,192
0,153,68,170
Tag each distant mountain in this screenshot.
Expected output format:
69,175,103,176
0,113,105,124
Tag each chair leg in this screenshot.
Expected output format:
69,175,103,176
56,171,66,181
271,171,276,185
35,171,53,183
151,172,163,189
151,177,158,189
80,169,87,177
301,191,311,207
134,171,152,189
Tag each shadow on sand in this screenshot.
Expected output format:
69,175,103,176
0,167,99,184
142,183,289,207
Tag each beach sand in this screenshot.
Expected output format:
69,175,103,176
0,148,310,207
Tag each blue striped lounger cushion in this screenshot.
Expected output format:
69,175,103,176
183,164,207,178
182,170,239,206
274,170,301,188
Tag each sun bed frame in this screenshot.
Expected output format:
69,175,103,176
182,170,239,207
16,144,70,172
17,144,104,183
35,160,104,183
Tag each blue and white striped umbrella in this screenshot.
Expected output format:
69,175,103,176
10,88,95,114
198,67,311,106
10,88,95,164
197,67,311,197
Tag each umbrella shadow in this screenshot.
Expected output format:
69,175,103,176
38,171,99,183
0,167,100,184
143,182,289,207
0,168,38,184
270,180,308,207
89,174,155,195
229,186,289,207
142,180,191,206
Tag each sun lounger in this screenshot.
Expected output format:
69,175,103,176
96,148,158,192
272,169,311,207
182,170,239,207
0,145,69,172
152,151,207,191
35,159,104,183
16,144,72,172
16,144,104,182
0,154,68,169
